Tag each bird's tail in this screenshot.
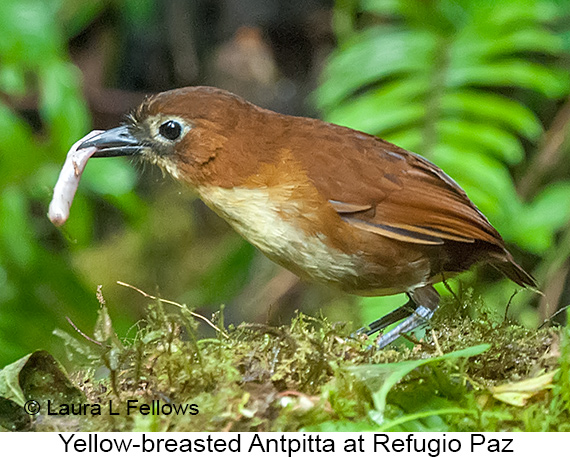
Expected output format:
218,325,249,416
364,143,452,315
488,251,537,289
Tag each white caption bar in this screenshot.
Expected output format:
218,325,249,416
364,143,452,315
0,431,552,456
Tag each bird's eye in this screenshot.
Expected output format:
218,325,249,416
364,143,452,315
159,120,182,141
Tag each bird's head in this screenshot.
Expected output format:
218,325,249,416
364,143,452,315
80,86,264,186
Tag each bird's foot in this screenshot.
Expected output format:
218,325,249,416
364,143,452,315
371,305,435,349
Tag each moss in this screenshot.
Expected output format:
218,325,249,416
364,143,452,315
9,289,568,432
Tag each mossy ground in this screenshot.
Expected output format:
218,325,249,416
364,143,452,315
16,288,570,432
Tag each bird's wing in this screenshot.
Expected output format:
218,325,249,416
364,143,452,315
301,128,503,247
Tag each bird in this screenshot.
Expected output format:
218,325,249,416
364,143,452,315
78,86,536,348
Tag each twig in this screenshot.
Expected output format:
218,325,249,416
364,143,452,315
539,304,570,329
518,96,570,199
116,281,229,338
430,329,443,356
65,316,104,346
442,276,460,305
538,262,569,323
503,290,518,322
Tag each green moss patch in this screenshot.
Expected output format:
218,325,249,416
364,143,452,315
0,289,567,432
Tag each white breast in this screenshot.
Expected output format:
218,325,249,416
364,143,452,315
197,185,360,286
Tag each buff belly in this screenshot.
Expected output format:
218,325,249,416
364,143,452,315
197,185,429,296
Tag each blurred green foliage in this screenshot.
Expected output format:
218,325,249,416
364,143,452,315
1,0,570,367
0,0,267,366
317,0,570,327
0,0,140,364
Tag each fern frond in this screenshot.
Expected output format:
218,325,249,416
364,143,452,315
316,0,570,251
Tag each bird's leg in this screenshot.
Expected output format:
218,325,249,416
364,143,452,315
372,305,435,349
354,298,416,336
355,285,440,349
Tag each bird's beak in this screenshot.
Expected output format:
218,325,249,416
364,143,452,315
79,126,142,157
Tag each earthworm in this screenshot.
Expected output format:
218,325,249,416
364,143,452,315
48,130,104,226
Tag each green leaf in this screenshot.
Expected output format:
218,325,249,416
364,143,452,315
302,419,376,432
524,183,570,232
349,344,490,424
317,27,437,109
0,64,26,95
327,100,424,134
441,91,543,140
0,351,84,430
376,407,475,432
18,351,85,405
0,358,26,407
39,61,90,148
447,60,570,98
59,0,107,39
94,303,115,343
478,0,557,25
453,28,563,63
0,397,30,431
438,119,525,164
0,0,60,62
487,28,563,55
361,0,401,15
509,183,570,253
52,329,96,364
323,77,430,134
0,103,39,182
0,186,35,269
